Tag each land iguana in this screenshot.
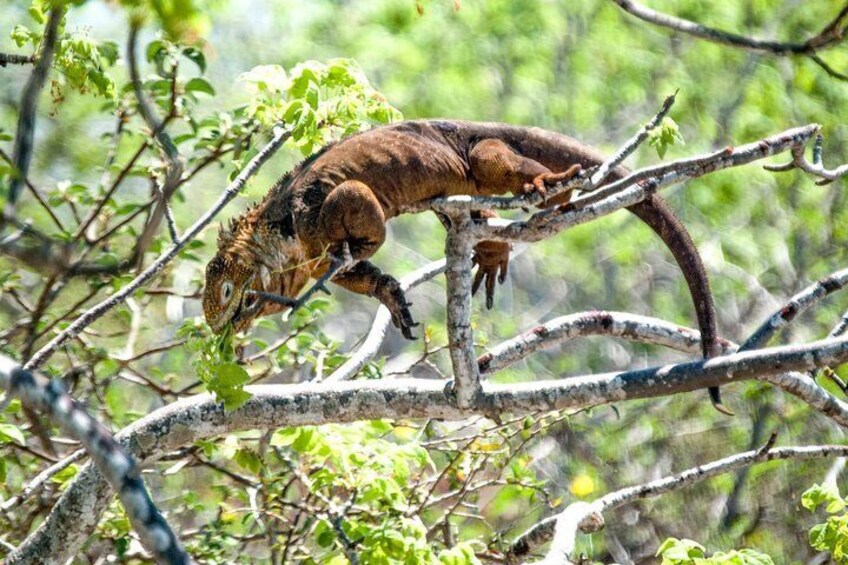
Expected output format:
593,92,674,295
202,120,728,413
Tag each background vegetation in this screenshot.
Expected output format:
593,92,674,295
1,0,847,562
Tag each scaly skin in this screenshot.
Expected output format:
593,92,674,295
203,120,727,412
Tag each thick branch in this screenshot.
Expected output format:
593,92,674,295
445,216,482,408
0,356,188,564
14,333,848,563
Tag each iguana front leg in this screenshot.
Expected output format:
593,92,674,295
317,179,386,261
332,261,419,339
315,180,418,338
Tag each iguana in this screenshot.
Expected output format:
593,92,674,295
202,120,728,412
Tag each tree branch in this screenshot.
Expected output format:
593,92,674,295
0,356,188,564
445,215,482,408
514,441,848,564
611,0,848,55
13,330,848,563
0,52,37,67
7,6,65,212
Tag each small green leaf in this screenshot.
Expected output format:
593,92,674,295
185,77,215,96
234,448,262,474
182,47,206,73
0,423,25,446
270,427,299,447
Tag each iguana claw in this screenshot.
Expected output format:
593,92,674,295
375,274,419,339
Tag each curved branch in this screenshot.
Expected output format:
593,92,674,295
511,441,848,563
477,310,733,375
611,0,848,56
7,6,65,212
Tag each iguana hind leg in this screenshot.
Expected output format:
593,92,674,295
468,138,581,206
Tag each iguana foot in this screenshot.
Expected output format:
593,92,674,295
472,239,510,309
522,164,583,207
375,274,419,339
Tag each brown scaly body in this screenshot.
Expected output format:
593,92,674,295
203,119,727,412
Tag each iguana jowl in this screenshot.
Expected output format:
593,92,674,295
202,120,727,412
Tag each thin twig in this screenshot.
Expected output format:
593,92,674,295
587,90,677,188
25,125,292,370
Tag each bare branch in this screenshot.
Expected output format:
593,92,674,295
611,0,848,55
765,140,848,185
0,449,86,513
24,125,292,371
587,90,677,188
0,356,189,564
127,22,185,259
515,442,848,564
0,52,36,67
741,266,848,351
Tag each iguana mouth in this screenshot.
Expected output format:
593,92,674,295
230,288,259,332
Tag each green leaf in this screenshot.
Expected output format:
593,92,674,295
11,25,33,48
182,47,206,73
802,483,843,512
146,40,166,63
234,448,262,474
648,117,684,160
0,423,25,445
28,5,46,24
213,363,248,387
185,77,215,96
270,427,299,447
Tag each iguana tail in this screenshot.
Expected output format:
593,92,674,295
627,195,730,415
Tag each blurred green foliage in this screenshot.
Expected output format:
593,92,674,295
1,0,847,562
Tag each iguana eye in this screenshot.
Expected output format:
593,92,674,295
221,281,234,303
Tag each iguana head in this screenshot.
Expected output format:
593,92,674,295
203,214,310,334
